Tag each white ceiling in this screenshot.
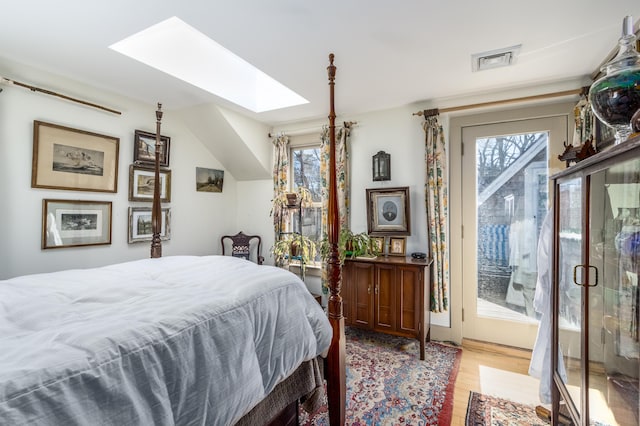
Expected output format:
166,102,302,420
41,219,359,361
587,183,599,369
2,1,640,126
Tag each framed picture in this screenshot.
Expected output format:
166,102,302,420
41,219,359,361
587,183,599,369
196,167,224,192
128,207,171,243
133,130,170,167
366,186,411,236
42,199,112,249
370,236,385,255
32,121,119,193
595,118,616,152
129,164,171,202
388,237,406,256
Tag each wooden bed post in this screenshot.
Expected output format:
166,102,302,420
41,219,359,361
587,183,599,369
326,53,346,426
150,102,163,259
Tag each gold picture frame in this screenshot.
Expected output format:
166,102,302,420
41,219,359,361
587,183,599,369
32,121,119,193
42,199,112,249
128,164,171,202
370,236,385,256
388,237,406,256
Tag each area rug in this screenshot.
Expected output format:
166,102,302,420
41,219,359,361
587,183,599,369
465,391,546,426
300,327,462,425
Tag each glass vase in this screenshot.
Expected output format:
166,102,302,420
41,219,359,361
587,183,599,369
589,15,640,145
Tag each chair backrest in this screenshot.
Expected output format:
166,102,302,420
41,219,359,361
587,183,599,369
221,231,264,264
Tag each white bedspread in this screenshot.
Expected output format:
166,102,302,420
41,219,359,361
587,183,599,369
0,255,332,425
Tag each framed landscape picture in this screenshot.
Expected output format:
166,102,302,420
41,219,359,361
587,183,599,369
366,186,411,236
42,199,112,249
128,164,171,202
133,130,170,167
128,207,171,243
32,121,119,193
196,167,224,192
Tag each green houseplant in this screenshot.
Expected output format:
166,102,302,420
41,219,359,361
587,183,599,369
320,229,381,265
270,186,317,279
270,234,317,278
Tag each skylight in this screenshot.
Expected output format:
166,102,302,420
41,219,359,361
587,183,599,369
109,17,308,112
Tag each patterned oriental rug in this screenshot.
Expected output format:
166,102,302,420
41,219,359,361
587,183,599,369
299,327,462,425
465,391,547,426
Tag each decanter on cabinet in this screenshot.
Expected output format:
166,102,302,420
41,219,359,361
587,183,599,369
551,136,640,425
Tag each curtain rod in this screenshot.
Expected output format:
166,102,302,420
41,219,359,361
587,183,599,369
1,76,122,115
413,88,583,118
268,120,357,138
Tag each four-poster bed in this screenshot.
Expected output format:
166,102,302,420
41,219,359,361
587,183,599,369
0,56,346,425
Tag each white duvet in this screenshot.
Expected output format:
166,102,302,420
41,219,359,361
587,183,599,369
0,255,332,425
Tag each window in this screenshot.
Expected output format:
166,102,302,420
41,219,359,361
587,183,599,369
290,144,323,264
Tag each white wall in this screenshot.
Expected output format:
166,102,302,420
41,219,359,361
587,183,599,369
0,60,238,279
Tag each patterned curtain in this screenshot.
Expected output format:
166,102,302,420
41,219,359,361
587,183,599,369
320,125,351,293
423,116,449,313
272,135,290,237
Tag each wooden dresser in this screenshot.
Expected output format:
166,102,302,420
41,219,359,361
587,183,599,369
342,256,431,359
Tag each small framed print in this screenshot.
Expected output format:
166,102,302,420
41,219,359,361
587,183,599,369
366,187,410,236
128,207,171,243
129,164,171,202
388,237,406,256
134,130,170,167
42,199,112,249
196,167,224,192
32,121,119,193
370,236,385,256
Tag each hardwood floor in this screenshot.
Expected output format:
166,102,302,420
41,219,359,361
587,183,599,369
450,339,542,425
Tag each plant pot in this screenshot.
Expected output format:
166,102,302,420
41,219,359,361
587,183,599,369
286,193,298,207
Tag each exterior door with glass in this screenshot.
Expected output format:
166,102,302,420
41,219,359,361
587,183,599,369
462,116,567,348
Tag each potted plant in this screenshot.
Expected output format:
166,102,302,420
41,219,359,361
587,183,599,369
320,229,381,264
270,234,317,279
270,186,313,216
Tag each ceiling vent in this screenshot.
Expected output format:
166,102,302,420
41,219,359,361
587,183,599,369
471,45,521,72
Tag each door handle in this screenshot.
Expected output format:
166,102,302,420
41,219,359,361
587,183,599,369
573,264,598,287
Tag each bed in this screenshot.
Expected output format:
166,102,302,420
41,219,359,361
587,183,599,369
0,55,346,425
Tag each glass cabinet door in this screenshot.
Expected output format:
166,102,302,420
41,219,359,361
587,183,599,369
556,177,585,419
589,158,640,426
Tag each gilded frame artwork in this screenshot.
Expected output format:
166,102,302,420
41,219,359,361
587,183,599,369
370,236,385,255
42,199,112,249
128,164,171,202
32,121,119,193
133,130,171,167
128,207,171,243
366,186,411,236
388,237,407,256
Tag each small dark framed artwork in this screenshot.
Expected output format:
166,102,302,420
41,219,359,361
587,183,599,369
595,119,616,152
366,186,410,236
134,130,170,167
196,167,224,192
42,199,112,249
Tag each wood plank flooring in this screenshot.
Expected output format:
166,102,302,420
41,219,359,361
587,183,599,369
450,339,541,425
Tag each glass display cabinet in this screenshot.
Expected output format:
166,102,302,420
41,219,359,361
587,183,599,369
551,137,640,425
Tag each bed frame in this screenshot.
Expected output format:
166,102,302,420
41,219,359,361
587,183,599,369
148,54,346,425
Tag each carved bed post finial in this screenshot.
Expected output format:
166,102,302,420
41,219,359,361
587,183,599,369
325,53,346,426
151,102,163,259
